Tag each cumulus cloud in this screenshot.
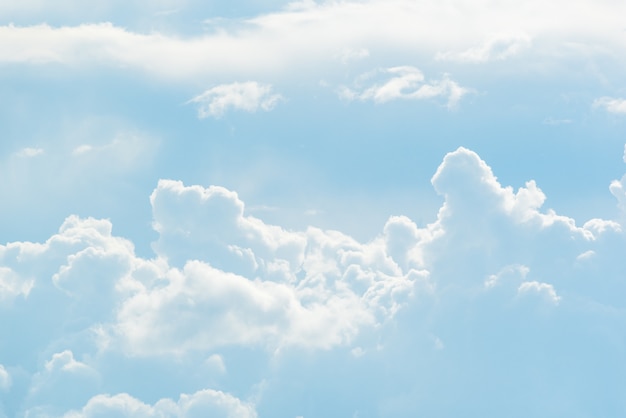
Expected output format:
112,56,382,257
112,179,422,355
63,389,257,418
593,97,626,114
339,66,469,108
0,266,34,303
2,146,626,415
188,82,284,118
25,350,100,414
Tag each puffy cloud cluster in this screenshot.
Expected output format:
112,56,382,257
64,389,257,418
1,146,626,416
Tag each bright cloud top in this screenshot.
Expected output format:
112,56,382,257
1,147,626,416
339,66,469,108
188,82,284,118
64,389,257,418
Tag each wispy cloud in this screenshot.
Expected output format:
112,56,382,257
436,33,531,63
542,117,573,125
14,147,44,158
339,66,470,109
188,82,284,118
593,96,626,114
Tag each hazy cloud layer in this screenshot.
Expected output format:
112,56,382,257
2,0,626,82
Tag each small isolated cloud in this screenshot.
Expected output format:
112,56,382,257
188,82,284,119
542,117,573,126
339,66,469,109
436,33,531,63
593,97,626,114
71,145,93,156
351,346,365,357
0,364,11,390
204,354,226,375
610,176,626,212
518,281,561,305
15,147,44,158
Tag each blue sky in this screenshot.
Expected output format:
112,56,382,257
1,1,626,417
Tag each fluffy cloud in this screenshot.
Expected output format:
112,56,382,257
594,97,626,115
20,351,100,417
188,82,284,119
2,146,626,416
339,66,469,108
113,179,422,355
63,389,256,418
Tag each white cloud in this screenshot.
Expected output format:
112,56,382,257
111,179,422,355
1,0,625,82
204,354,226,375
0,266,34,303
610,175,626,212
64,389,257,418
436,33,531,63
188,82,284,118
1,145,626,415
517,281,561,305
26,350,100,414
0,364,11,391
339,66,469,109
14,147,44,158
484,264,530,289
70,133,154,168
593,97,626,114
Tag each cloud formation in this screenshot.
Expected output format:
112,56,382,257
188,82,284,118
594,97,626,115
63,389,257,418
1,146,626,416
339,66,469,108
1,0,625,82
436,33,531,63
